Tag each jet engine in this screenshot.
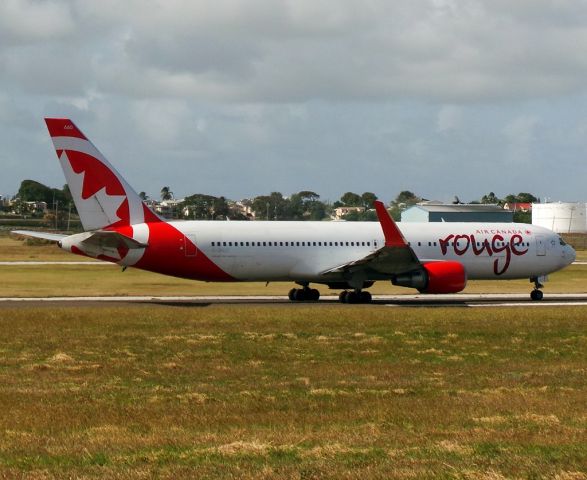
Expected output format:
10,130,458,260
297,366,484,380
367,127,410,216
392,261,467,294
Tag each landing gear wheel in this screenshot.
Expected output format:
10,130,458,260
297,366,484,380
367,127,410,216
359,291,372,303
289,287,320,302
339,291,348,303
530,289,543,301
293,289,306,301
345,291,359,304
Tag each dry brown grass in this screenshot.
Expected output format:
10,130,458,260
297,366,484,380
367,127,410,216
0,304,585,478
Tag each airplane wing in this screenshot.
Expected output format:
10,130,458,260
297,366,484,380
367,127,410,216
320,201,422,277
11,230,67,242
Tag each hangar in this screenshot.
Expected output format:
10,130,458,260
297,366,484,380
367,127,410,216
401,203,513,223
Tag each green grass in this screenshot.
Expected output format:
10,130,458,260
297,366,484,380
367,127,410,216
0,305,585,478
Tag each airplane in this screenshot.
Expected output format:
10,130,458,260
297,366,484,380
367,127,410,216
13,118,576,303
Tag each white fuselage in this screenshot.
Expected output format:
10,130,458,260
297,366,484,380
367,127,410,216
166,220,575,282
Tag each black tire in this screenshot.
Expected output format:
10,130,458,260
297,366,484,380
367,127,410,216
345,291,359,304
288,288,297,301
310,288,320,301
359,291,372,303
530,289,544,301
294,289,306,301
339,291,348,303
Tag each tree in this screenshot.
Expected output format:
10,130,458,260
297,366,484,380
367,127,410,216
361,192,378,208
212,196,230,219
340,192,362,206
513,192,538,204
139,191,149,201
480,192,500,204
182,193,216,219
251,192,291,220
394,190,420,206
160,186,173,201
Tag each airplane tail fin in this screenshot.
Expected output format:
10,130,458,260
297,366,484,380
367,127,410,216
44,118,161,231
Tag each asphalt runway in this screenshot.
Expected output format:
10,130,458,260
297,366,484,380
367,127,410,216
1,293,587,308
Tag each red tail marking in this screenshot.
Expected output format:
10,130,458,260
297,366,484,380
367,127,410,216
67,150,125,198
143,203,162,223
45,118,87,140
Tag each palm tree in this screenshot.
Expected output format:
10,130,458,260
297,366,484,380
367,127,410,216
160,186,173,201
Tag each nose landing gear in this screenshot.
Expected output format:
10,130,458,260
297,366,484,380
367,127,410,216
530,277,544,301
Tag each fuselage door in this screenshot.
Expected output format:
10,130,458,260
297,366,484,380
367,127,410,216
536,235,546,256
184,234,198,257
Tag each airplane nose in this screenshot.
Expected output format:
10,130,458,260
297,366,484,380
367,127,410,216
565,245,576,265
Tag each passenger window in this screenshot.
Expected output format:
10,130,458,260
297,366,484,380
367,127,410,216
362,242,365,246
263,242,267,246
313,242,317,246
280,241,283,246
296,242,300,246
211,242,215,246
246,242,249,246
223,242,227,246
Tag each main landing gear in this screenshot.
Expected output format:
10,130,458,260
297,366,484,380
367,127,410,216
339,290,372,304
530,277,544,301
288,286,320,301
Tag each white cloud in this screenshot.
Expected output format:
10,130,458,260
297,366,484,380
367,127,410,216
503,115,540,165
0,0,74,45
3,0,587,103
436,105,463,132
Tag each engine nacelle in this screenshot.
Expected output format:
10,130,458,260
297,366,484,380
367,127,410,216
392,261,467,294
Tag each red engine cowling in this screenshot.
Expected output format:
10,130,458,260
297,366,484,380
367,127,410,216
421,261,467,294
392,261,467,294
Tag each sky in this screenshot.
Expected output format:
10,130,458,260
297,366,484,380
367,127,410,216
1,0,587,204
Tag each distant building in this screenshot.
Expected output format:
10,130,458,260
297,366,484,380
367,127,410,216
503,202,532,212
154,199,184,218
231,201,255,219
532,202,586,233
332,206,365,220
401,203,513,223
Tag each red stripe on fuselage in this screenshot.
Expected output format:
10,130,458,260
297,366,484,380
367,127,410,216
133,221,233,281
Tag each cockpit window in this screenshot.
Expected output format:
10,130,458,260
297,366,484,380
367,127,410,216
559,236,567,246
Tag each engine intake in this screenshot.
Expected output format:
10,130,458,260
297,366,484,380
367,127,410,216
392,261,467,294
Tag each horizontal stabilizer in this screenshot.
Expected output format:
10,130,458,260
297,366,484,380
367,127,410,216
11,230,67,242
80,230,148,250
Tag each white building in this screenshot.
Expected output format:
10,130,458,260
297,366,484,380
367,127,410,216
532,202,586,233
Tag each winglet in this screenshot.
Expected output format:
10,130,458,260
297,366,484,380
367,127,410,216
374,201,408,247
